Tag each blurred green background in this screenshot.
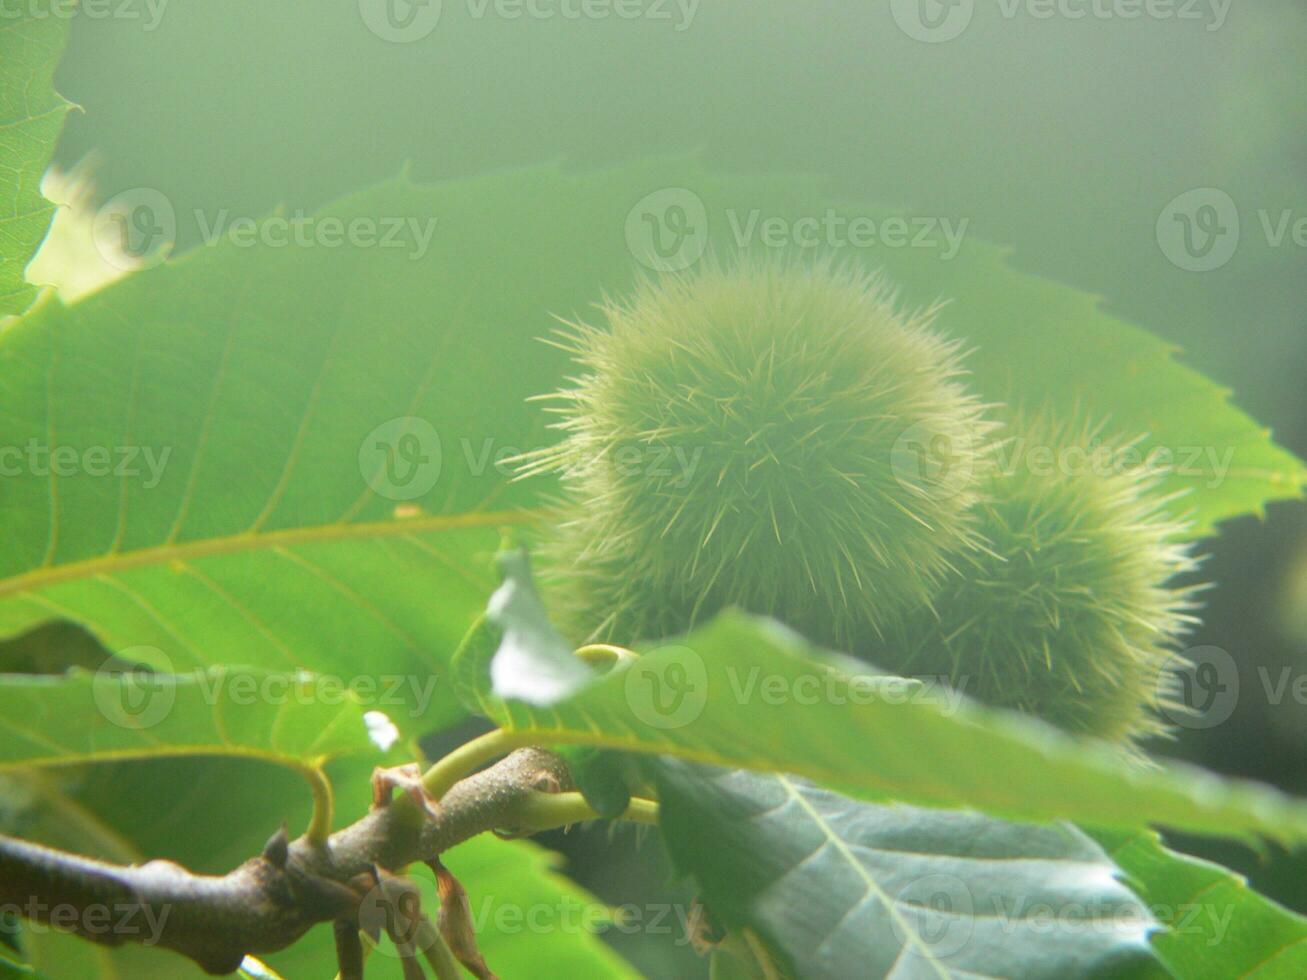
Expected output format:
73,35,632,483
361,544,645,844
44,0,1307,973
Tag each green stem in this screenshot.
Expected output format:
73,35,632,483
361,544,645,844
416,919,464,980
421,729,534,800
303,765,335,846
574,643,640,670
516,791,660,830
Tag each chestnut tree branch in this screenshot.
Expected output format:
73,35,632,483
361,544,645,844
0,747,629,976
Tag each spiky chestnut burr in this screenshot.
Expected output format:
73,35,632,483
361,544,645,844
875,414,1202,744
518,257,995,651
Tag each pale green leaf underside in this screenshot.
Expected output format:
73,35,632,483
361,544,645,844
487,611,1307,845
0,6,71,317
659,764,1156,979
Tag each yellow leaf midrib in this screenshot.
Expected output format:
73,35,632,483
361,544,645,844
0,509,540,600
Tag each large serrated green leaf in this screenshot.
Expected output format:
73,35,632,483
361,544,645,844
0,5,72,318
0,668,376,773
478,555,1307,844
1,159,1295,737
691,165,1306,535
658,763,1159,980
0,174,582,730
1092,828,1307,979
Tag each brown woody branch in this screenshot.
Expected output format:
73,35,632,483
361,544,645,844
0,748,573,975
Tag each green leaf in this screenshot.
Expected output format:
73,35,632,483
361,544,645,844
655,162,1305,535
1094,829,1307,979
0,174,579,730
0,4,72,318
484,605,1307,845
2,156,1297,721
658,762,1158,980
0,668,376,773
1,158,1296,734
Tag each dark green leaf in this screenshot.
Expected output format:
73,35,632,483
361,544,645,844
658,762,1156,980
